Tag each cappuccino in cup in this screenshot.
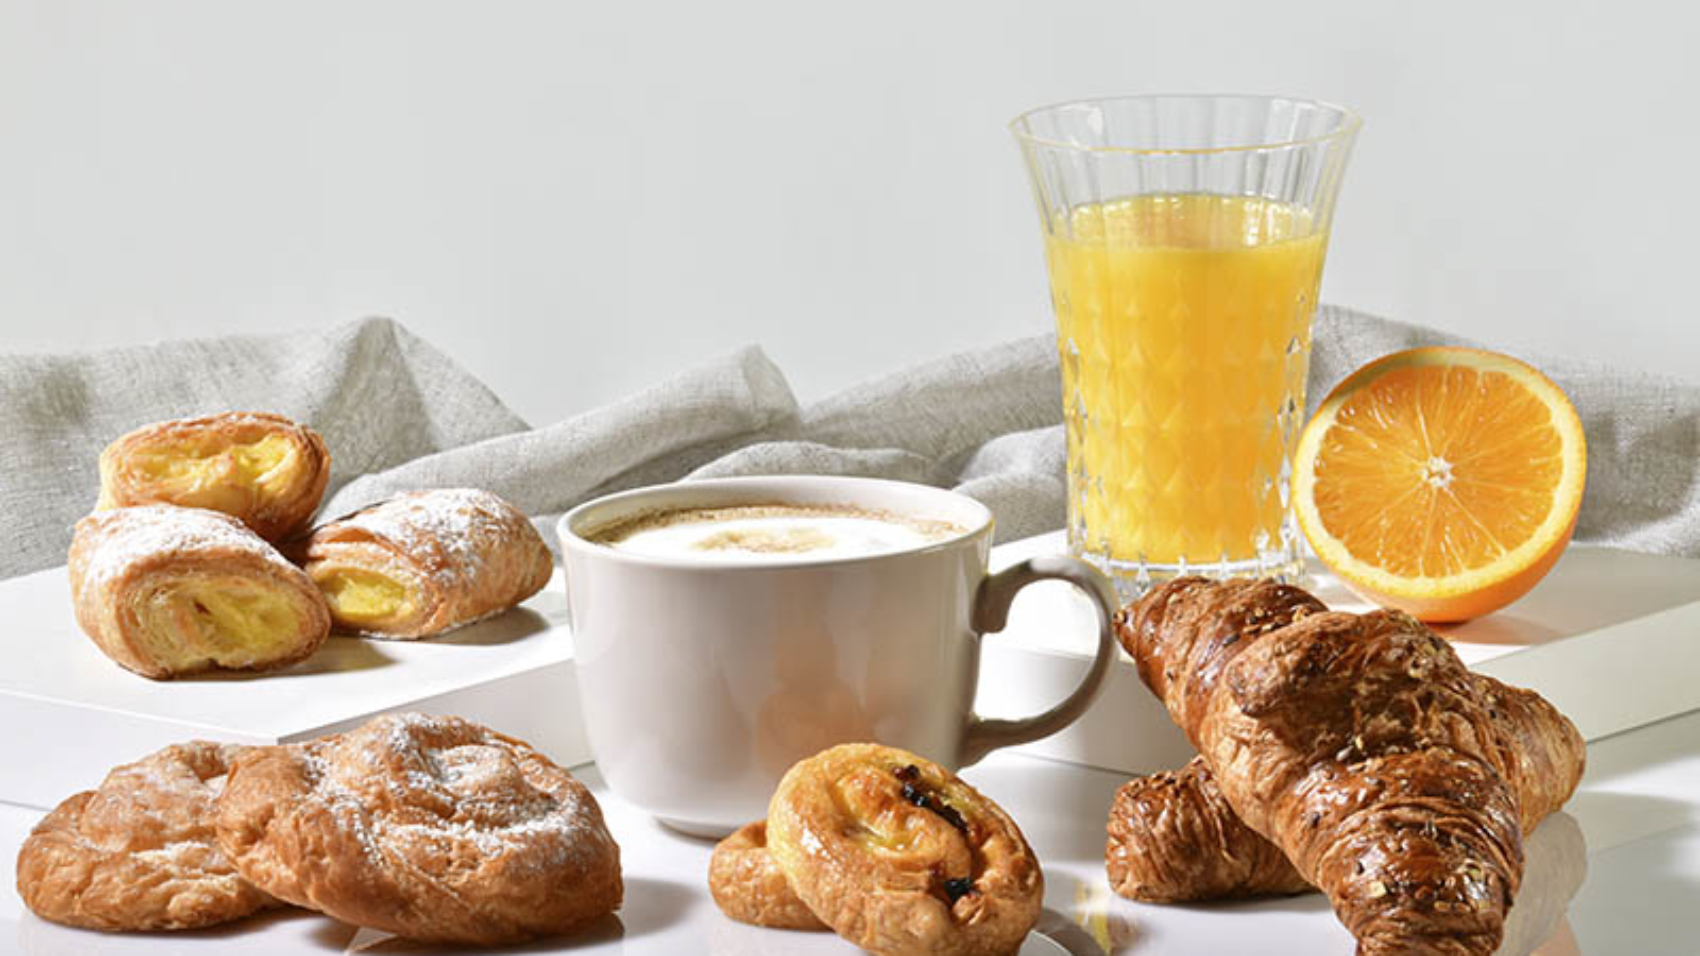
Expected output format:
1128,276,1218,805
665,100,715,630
587,503,965,562
560,476,1117,836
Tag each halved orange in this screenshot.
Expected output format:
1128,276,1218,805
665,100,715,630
1293,347,1587,622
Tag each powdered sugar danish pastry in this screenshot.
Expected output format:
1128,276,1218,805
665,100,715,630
16,742,277,931
97,411,330,543
215,712,622,945
69,506,331,679
288,488,552,639
766,743,1042,956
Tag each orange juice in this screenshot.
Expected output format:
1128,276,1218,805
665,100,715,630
1044,194,1327,566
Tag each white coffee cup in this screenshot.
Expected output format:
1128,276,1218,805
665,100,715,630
559,475,1117,837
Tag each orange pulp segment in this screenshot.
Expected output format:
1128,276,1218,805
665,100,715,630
1293,347,1587,622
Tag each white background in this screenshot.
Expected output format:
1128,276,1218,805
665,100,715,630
2,0,1695,426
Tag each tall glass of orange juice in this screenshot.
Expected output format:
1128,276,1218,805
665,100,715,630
1012,96,1358,594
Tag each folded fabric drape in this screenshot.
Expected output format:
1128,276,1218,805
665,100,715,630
3,309,1694,580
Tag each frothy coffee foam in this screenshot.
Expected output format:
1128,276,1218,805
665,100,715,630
588,503,965,562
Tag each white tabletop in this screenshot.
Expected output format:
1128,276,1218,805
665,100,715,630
4,705,1698,956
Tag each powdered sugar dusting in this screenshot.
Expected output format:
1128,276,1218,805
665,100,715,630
72,506,299,600
40,740,262,913
297,713,609,875
332,489,515,591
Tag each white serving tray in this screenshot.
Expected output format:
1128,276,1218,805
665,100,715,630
0,568,587,810
5,536,1697,810
977,534,1700,775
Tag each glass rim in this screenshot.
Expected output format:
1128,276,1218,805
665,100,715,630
1009,93,1362,156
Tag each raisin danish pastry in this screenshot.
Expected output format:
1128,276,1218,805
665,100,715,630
97,411,330,543
287,488,552,639
708,821,827,930
69,506,330,678
766,743,1042,956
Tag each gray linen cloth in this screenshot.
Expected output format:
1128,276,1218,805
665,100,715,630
2,308,1695,580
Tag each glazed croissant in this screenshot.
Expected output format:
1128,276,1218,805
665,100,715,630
1106,756,1311,903
1116,578,1556,956
1107,672,1584,903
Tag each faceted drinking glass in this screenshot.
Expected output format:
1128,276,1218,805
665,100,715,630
1012,95,1359,596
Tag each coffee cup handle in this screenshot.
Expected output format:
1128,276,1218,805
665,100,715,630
958,555,1119,767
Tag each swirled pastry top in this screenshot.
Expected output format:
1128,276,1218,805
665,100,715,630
215,712,621,945
766,743,1042,956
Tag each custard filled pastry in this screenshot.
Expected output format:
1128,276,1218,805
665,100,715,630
16,742,278,931
97,411,330,542
766,743,1042,956
288,488,552,639
69,506,331,679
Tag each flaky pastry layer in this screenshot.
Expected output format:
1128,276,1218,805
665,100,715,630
68,506,330,679
16,742,277,931
97,411,330,543
289,488,552,639
709,821,827,931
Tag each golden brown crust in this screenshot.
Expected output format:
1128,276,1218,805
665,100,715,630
1118,578,1535,956
97,411,330,543
215,712,621,945
16,742,278,931
1476,675,1587,837
1106,673,1585,904
1106,757,1311,903
67,506,331,679
288,488,553,639
766,743,1042,956
708,822,827,930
